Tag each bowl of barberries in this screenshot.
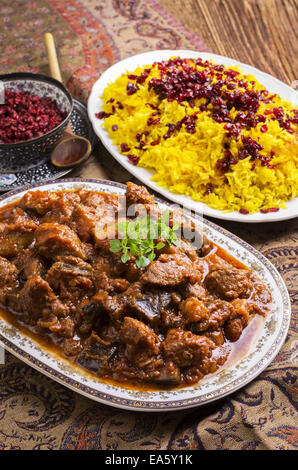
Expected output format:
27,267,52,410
0,72,73,166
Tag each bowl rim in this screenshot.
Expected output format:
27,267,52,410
0,72,73,148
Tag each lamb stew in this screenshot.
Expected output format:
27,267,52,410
0,182,272,389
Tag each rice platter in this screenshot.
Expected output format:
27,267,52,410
96,57,298,214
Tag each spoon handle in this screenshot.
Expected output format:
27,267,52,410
44,33,72,134
44,33,63,83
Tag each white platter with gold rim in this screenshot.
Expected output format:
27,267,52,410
88,50,298,223
0,179,291,411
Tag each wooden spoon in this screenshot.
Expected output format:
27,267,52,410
44,33,91,168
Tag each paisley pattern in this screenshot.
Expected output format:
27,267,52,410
0,0,209,102
0,354,75,450
168,367,298,450
0,0,296,451
61,406,165,450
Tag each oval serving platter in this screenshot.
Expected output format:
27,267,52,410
0,178,291,411
88,50,298,223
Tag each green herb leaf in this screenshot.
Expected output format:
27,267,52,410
109,239,121,252
121,252,130,263
155,242,165,250
136,255,150,268
109,210,181,268
147,252,156,261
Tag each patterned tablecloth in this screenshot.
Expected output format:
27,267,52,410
0,0,297,451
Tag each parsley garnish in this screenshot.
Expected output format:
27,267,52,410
109,210,180,268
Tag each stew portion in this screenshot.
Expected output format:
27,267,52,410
0,183,272,388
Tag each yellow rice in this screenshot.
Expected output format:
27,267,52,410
99,58,298,213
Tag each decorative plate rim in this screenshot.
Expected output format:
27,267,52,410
0,178,291,411
87,49,298,224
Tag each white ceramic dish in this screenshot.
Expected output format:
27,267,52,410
0,179,291,411
88,50,298,223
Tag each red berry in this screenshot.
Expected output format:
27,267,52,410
0,89,66,143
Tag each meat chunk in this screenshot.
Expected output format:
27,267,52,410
72,202,117,243
193,299,234,333
224,298,251,342
157,239,202,270
63,338,83,357
141,253,192,286
79,190,120,210
71,204,98,242
0,208,37,258
204,329,225,346
19,190,59,215
92,282,143,324
163,328,215,368
13,249,46,280
0,206,33,224
35,223,86,259
120,317,160,352
180,297,209,323
248,273,272,316
186,281,207,300
0,257,19,305
41,191,80,225
198,235,215,257
19,276,68,329
0,228,34,258
205,268,252,300
49,316,75,338
120,317,160,367
224,318,243,342
46,256,94,287
93,270,130,294
160,308,185,330
0,256,18,289
92,289,125,325
46,256,94,301
126,182,155,208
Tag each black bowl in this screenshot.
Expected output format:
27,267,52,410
0,72,73,171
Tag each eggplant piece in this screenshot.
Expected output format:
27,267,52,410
130,293,161,325
46,256,94,294
77,331,117,373
151,362,181,385
78,301,101,335
129,290,172,326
